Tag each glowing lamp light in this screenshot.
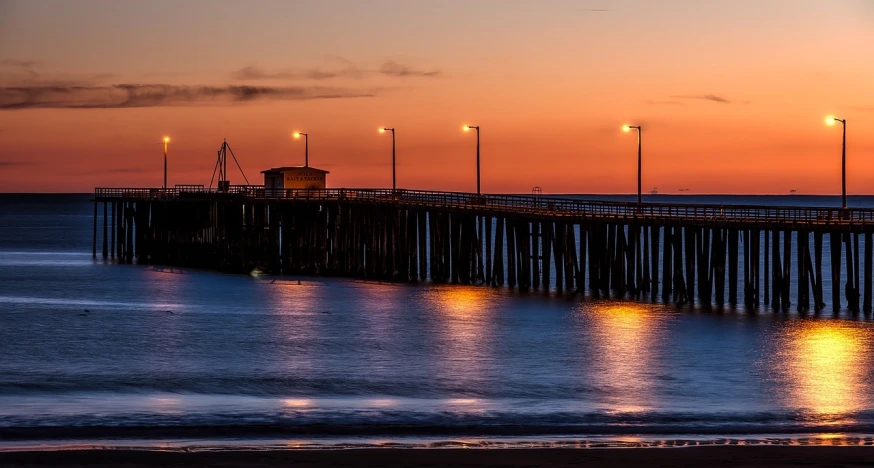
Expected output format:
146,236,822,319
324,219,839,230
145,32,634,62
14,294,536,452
622,125,631,133
463,125,471,132
825,116,837,126
379,128,386,133
293,132,301,138
163,136,170,143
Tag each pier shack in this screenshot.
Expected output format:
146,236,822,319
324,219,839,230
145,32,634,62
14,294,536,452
93,187,874,314
263,166,329,191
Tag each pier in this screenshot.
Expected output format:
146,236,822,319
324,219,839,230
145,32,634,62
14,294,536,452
93,187,874,313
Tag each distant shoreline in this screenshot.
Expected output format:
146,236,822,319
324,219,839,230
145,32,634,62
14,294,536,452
3,446,874,468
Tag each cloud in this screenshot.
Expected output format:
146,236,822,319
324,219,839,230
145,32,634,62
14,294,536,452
232,60,441,81
378,60,441,78
0,84,378,110
1,58,115,87
0,161,36,167
231,65,365,81
576,8,610,12
669,94,732,104
0,59,40,68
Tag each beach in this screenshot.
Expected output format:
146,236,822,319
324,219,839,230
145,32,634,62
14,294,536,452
3,447,874,467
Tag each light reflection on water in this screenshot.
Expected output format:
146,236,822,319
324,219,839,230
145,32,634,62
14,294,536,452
428,286,496,394
773,320,872,422
5,263,874,437
587,304,664,413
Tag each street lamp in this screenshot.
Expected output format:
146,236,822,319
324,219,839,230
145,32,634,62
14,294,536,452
463,125,481,196
379,127,396,191
162,136,170,189
622,124,642,206
293,131,309,167
826,116,848,209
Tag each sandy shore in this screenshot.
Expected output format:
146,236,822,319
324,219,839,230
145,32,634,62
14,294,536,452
2,446,874,467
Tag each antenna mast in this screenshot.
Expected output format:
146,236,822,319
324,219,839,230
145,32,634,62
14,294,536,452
209,139,250,192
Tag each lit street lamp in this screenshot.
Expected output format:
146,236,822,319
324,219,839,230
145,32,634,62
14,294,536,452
622,124,642,206
293,131,309,167
162,136,170,189
379,127,396,191
826,116,848,209
463,125,481,196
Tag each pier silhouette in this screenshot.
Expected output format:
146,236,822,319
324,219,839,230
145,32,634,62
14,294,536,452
93,186,873,313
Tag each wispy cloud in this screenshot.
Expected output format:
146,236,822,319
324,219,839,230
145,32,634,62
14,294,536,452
232,65,366,81
0,59,40,68
232,60,441,81
378,60,441,78
576,8,610,12
0,160,36,167
0,84,378,110
669,94,733,104
1,58,115,87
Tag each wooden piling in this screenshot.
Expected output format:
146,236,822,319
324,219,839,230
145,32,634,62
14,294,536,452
772,230,782,311
578,224,587,292
662,226,673,303
830,232,842,313
531,221,540,289
866,233,873,313
813,231,824,311
651,225,660,300
92,200,98,258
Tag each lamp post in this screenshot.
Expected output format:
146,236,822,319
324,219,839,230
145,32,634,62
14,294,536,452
826,116,848,209
293,131,309,167
379,127,396,191
463,125,481,196
162,136,170,189
622,124,642,206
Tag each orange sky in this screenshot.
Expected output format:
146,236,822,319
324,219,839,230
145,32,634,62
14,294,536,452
1,0,873,194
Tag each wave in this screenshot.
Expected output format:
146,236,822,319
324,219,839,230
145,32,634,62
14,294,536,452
0,296,184,310
3,394,874,441
5,434,874,452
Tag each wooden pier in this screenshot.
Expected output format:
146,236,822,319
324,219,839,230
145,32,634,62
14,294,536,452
93,187,874,313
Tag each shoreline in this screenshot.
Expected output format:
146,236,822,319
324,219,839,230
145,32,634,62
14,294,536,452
3,446,874,467
4,433,874,452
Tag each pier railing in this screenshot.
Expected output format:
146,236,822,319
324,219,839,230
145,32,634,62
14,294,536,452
94,186,874,228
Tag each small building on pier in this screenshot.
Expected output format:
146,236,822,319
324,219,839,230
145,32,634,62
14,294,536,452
262,166,329,190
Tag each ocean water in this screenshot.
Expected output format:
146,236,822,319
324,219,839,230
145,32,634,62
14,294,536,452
3,193,874,450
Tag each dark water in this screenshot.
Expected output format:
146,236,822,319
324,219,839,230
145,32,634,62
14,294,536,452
3,194,874,449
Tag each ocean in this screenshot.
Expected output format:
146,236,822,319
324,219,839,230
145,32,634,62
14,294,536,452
3,193,874,450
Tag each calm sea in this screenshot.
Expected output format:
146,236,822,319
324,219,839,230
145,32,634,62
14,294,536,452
3,193,874,450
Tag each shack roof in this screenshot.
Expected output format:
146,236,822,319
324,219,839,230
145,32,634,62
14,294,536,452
261,166,330,174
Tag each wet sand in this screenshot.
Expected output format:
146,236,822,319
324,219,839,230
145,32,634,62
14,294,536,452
2,446,874,467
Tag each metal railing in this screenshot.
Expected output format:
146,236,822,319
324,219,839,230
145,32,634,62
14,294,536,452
94,187,874,227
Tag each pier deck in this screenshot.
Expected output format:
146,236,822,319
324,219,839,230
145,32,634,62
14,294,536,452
92,187,874,313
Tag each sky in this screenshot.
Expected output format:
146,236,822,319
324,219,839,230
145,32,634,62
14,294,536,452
1,0,873,194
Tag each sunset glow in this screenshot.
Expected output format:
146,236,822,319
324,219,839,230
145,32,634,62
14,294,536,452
1,1,873,193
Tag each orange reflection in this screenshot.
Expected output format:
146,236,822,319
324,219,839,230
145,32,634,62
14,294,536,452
428,286,494,389
263,280,325,376
282,398,312,408
431,286,492,343
433,286,490,317
589,304,661,413
146,395,183,414
777,321,870,419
